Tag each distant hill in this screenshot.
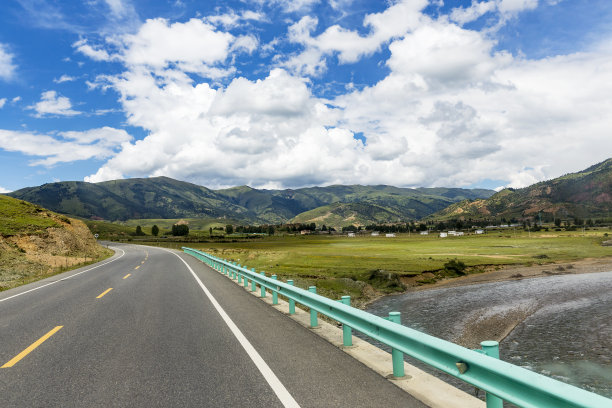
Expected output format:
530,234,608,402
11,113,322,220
0,195,110,291
7,177,495,226
9,177,255,222
429,158,612,222
291,202,405,226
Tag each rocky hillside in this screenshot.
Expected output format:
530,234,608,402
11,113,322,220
0,195,111,291
429,158,612,222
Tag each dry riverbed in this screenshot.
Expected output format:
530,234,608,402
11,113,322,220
396,257,612,348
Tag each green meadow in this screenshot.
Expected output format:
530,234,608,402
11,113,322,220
142,229,612,305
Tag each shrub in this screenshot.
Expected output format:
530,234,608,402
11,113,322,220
172,224,189,236
443,259,467,276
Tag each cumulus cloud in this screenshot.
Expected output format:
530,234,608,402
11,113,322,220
53,74,77,83
78,1,612,190
450,0,539,27
0,186,11,193
204,9,266,28
284,0,427,75
0,43,17,80
0,127,132,166
73,39,113,61
0,98,6,108
28,91,81,117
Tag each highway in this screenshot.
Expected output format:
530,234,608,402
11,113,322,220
0,243,426,407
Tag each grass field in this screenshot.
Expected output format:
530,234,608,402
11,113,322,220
141,229,612,305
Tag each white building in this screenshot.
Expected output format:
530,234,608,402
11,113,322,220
385,233,396,238
371,232,380,236
475,229,484,234
420,231,429,235
439,232,448,238
347,232,356,237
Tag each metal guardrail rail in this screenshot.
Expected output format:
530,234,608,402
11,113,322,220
183,247,612,408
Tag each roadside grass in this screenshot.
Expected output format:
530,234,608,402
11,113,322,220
0,196,62,236
0,248,113,292
141,229,612,305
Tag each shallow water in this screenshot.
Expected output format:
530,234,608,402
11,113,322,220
366,271,612,399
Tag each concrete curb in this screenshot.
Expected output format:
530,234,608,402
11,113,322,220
225,272,484,408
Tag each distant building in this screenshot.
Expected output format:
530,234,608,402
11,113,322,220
371,232,380,236
385,233,396,238
447,230,457,236
475,229,484,234
439,232,448,238
420,231,429,235
300,230,310,235
347,232,356,237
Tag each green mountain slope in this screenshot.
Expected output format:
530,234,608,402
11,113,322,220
0,195,111,291
429,158,612,222
8,177,495,224
290,202,405,227
9,177,255,222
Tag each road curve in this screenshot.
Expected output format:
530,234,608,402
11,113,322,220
0,243,426,407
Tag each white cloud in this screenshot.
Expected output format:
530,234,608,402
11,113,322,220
79,1,612,190
122,19,233,70
204,10,266,28
0,127,132,166
28,91,81,117
0,186,11,193
11,96,21,103
0,98,6,108
73,39,113,61
284,0,427,75
450,1,497,25
53,74,77,83
0,43,17,81
450,0,540,27
104,0,130,18
498,0,538,14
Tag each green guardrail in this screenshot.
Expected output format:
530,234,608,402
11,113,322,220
182,247,612,408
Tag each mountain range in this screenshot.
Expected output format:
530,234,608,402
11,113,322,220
6,158,610,227
7,178,494,226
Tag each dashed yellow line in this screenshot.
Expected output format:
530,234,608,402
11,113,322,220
134,265,140,270
141,261,145,264
96,288,113,299
2,326,63,368
123,274,131,279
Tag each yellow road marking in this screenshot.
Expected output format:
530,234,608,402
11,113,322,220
123,274,131,279
141,261,145,264
96,288,113,298
134,265,140,270
2,326,63,368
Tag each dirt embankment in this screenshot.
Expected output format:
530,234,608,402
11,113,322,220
0,216,112,291
402,257,612,292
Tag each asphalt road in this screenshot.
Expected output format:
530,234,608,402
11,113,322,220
0,243,426,407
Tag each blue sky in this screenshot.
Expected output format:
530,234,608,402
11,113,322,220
1,0,611,192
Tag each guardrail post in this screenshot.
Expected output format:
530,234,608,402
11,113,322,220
481,341,503,408
309,286,318,328
251,268,256,291
271,275,278,305
237,264,243,284
287,280,295,314
389,312,405,378
260,272,266,297
341,296,352,346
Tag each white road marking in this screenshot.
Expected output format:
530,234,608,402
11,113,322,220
167,249,301,408
0,248,126,303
